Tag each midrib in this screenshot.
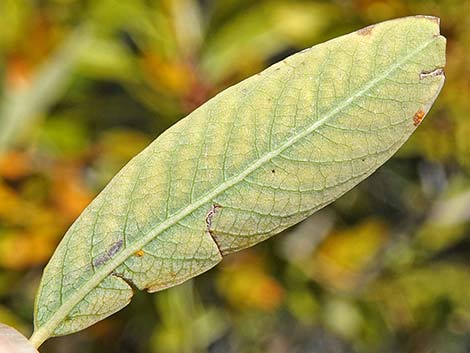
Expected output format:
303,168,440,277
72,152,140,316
32,36,436,344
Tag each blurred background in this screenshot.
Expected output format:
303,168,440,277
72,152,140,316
0,0,469,352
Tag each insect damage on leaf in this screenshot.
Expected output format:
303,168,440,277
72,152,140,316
30,16,446,348
419,68,445,79
357,25,375,36
111,272,137,290
416,14,440,24
92,240,124,267
205,204,223,254
413,110,426,126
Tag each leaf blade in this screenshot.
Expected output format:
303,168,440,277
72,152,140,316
31,16,446,347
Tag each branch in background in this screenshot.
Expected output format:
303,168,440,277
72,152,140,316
0,26,92,155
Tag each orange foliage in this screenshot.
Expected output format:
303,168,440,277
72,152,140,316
50,164,93,220
0,231,57,270
0,151,31,180
217,252,284,311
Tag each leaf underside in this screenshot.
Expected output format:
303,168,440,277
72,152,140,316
32,16,446,346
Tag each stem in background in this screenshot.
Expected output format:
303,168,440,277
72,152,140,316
0,25,91,155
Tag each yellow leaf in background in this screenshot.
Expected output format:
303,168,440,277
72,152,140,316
141,54,195,95
307,220,389,291
270,2,339,43
217,252,284,311
0,231,57,270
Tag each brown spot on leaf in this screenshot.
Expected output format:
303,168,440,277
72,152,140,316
357,25,374,36
415,15,440,24
413,110,425,126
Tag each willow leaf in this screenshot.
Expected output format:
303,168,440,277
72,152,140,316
31,16,446,347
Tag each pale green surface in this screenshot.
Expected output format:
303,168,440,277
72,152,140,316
31,16,446,347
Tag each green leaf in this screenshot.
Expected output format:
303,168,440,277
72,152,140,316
30,16,446,347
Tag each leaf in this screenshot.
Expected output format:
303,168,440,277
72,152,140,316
30,16,446,347
0,323,38,353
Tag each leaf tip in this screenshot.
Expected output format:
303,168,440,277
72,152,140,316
414,15,442,36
